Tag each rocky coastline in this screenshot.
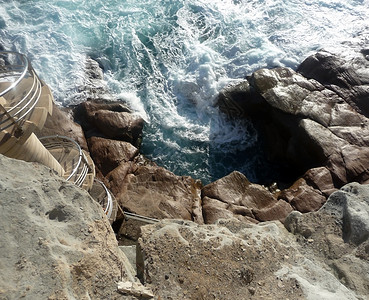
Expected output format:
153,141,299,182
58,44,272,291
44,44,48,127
1,48,369,299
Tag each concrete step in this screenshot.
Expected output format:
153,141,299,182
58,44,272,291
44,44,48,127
1,133,64,176
27,106,48,130
37,85,53,116
0,121,36,154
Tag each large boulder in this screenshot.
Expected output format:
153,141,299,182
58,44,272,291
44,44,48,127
74,101,144,148
0,154,138,299
201,171,293,223
87,136,139,176
113,163,204,223
297,50,369,117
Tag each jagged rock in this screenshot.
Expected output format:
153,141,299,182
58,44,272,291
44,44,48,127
278,167,337,213
114,164,204,223
278,178,327,213
202,171,276,208
0,154,138,299
201,171,293,223
217,50,369,214
74,101,144,148
87,136,139,176
297,50,369,117
303,167,337,197
252,199,293,222
284,183,369,298
202,196,258,224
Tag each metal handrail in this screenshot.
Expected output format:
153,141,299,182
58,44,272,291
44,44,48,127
0,51,42,132
94,179,114,218
0,51,29,97
39,135,93,185
123,212,159,224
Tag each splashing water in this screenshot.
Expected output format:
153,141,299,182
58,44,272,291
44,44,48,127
1,0,367,183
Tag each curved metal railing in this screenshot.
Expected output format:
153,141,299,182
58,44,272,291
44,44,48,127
90,179,117,222
0,51,115,221
39,135,95,189
0,51,42,132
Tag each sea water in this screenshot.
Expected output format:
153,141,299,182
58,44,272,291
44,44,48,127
0,0,367,184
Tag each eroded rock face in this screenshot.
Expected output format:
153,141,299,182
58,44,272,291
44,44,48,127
0,155,136,300
319,182,369,245
217,50,369,214
139,220,306,300
138,182,369,300
114,164,204,223
75,101,144,148
284,182,369,298
201,171,293,223
87,136,139,176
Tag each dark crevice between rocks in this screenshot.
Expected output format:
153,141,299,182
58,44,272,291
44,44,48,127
217,86,318,189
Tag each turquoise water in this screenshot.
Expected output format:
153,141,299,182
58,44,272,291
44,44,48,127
1,0,367,184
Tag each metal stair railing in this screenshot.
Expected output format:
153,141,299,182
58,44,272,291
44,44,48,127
89,179,118,223
0,51,116,222
0,51,42,132
39,135,94,189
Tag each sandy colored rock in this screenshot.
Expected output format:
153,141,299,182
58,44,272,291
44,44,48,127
135,183,369,300
138,210,365,300
106,162,134,195
279,178,327,213
0,154,139,300
202,171,277,209
201,171,292,223
116,164,204,223
252,199,293,222
202,196,257,224
303,167,337,197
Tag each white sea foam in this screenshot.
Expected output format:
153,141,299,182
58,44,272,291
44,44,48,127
1,0,367,183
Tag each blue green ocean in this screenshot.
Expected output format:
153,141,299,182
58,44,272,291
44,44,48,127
1,0,367,183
